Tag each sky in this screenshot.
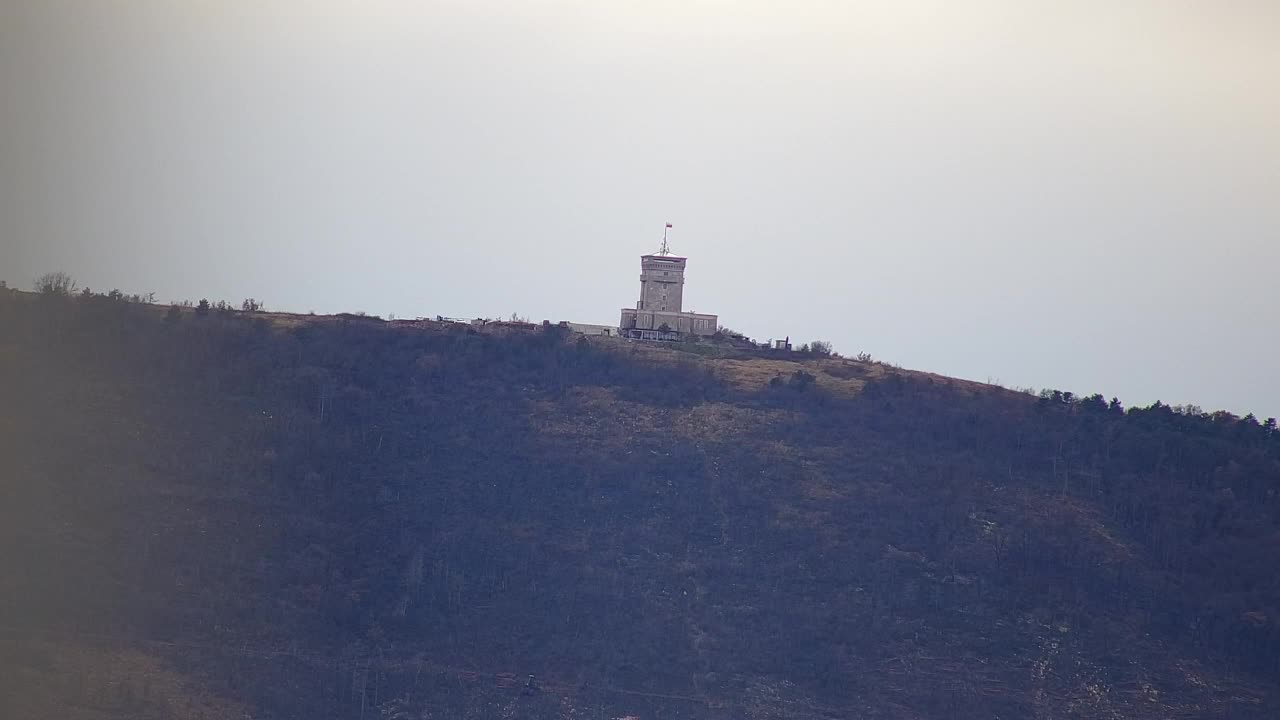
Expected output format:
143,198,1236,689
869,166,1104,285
1,1,1277,417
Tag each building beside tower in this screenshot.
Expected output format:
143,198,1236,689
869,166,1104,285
619,230,718,340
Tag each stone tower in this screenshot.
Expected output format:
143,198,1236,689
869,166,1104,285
619,227,718,339
636,253,686,313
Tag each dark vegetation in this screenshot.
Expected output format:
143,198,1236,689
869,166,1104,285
1,288,1279,718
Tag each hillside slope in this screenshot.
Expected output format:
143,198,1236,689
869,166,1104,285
2,291,1279,719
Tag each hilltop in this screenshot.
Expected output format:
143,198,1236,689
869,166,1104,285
2,289,1279,719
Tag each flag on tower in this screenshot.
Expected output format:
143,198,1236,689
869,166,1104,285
666,223,673,228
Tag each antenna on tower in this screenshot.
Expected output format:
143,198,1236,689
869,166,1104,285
659,223,673,255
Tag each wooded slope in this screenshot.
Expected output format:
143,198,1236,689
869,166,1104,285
2,291,1278,719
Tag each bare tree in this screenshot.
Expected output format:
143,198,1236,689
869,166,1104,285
34,271,77,295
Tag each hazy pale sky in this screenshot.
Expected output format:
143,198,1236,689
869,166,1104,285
2,1,1277,417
